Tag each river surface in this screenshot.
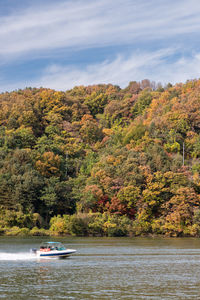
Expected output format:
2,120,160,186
1,237,200,299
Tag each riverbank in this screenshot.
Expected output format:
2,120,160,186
1,211,200,237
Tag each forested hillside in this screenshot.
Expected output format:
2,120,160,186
1,79,200,237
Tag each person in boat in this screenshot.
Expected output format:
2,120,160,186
40,246,51,252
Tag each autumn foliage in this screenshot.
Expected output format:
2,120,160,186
1,80,200,236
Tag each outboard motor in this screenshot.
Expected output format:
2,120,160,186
30,248,37,254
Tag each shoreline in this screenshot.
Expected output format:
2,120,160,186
0,227,199,238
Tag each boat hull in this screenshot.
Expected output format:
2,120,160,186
36,249,76,258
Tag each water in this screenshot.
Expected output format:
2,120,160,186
1,237,200,299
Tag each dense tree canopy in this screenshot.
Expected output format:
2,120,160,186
1,79,200,236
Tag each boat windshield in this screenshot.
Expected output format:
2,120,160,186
40,242,66,251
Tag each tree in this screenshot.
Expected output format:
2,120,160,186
36,152,62,177
80,114,103,144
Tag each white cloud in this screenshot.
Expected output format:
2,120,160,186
2,49,200,91
0,0,200,59
1,0,200,92
34,49,173,89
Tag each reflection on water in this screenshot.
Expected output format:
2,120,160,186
0,237,200,299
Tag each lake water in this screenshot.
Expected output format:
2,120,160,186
1,237,200,299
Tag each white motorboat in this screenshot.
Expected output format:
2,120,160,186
31,242,76,258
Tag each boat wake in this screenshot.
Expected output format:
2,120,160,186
0,252,36,261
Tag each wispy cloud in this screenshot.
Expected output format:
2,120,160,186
1,0,200,91
33,50,200,89
34,49,173,89
2,49,200,91
1,0,200,59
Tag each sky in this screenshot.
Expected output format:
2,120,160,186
1,0,200,92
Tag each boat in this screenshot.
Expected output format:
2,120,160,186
31,242,76,258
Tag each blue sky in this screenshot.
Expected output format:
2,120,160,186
1,0,200,92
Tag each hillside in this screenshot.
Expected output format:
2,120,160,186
0,79,200,237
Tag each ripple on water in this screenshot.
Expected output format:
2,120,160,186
1,237,200,299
